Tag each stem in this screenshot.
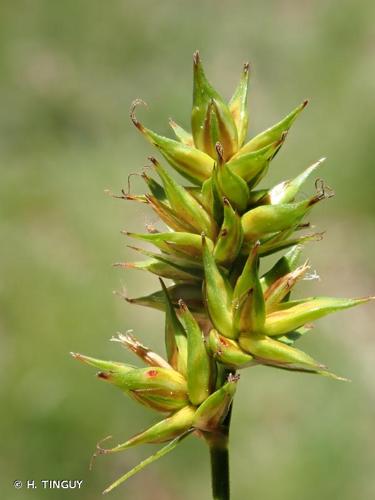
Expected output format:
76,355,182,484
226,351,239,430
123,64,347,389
207,405,232,500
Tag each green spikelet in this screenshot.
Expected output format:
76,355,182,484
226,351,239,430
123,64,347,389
72,51,374,497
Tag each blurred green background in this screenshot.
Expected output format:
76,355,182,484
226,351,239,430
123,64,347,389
1,0,375,498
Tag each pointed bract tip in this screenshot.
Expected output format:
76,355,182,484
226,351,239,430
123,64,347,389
158,278,169,294
279,130,288,144
250,240,261,257
361,295,375,302
130,99,148,130
193,50,201,65
243,62,250,73
111,330,134,344
113,262,134,269
302,99,309,108
148,156,159,167
215,142,224,162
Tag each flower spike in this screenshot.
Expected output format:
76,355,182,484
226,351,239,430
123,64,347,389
72,52,374,497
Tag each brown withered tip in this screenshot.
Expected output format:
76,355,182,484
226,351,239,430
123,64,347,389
104,188,127,200
89,435,114,471
215,142,224,162
93,435,113,460
193,50,201,65
310,178,335,205
208,98,216,108
127,244,142,252
313,231,325,241
302,99,309,108
148,156,159,167
178,298,188,311
250,240,261,256
223,197,230,206
243,62,250,73
130,99,148,129
228,373,240,383
301,222,312,228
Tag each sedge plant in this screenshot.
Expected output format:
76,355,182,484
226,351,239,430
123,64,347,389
72,51,373,499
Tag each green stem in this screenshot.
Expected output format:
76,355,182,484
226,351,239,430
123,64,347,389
207,405,232,500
